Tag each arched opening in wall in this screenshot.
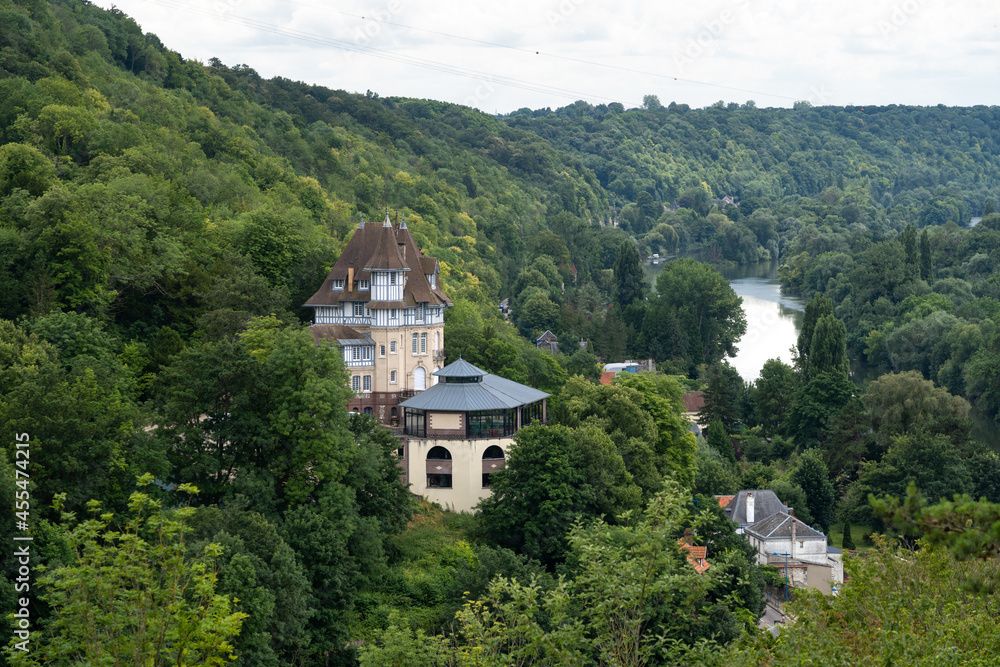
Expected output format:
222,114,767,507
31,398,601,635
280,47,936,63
414,366,426,391
364,407,373,415
427,445,452,488
482,445,505,487
390,406,399,426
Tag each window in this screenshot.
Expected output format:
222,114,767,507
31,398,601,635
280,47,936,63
390,370,397,383
427,474,452,488
333,279,344,290
404,409,426,437
359,279,370,290
390,272,396,285
412,333,418,354
380,345,385,357
363,375,371,392
482,473,493,488
353,302,364,317
390,341,397,353
362,347,372,361
430,274,436,288
351,375,360,391
390,309,397,319
352,347,360,361
427,446,452,460
420,333,427,354
483,445,505,460
363,407,373,415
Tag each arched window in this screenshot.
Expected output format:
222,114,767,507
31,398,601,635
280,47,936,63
363,407,373,415
482,445,505,488
414,366,426,391
427,446,452,460
427,445,452,488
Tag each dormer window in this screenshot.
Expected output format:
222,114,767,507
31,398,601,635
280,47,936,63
429,274,436,288
390,272,396,285
333,279,344,290
359,280,370,291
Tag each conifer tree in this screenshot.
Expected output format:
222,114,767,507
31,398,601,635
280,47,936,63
841,520,856,550
919,229,933,282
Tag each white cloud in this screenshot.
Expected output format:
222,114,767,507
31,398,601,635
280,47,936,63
92,0,1000,112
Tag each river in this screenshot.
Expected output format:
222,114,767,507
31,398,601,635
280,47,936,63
643,258,804,382
643,256,999,447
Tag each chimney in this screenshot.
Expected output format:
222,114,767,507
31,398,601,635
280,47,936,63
791,517,797,559
746,492,754,524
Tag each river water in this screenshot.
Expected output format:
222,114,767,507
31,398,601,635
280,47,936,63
643,259,804,382
643,256,998,446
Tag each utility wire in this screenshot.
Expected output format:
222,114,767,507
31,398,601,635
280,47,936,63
137,0,643,106
268,0,798,102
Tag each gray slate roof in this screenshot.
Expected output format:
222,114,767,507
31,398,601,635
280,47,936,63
400,370,548,412
746,512,826,541
434,358,487,378
727,490,790,526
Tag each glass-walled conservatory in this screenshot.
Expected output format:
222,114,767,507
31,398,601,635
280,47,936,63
400,358,548,440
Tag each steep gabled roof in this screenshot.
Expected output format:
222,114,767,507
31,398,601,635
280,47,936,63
727,489,790,526
304,216,450,309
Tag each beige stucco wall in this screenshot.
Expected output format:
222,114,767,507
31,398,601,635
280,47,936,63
407,436,511,512
367,322,446,393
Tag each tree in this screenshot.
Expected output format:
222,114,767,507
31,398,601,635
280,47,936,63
478,423,640,567
790,450,835,532
844,429,972,527
730,538,1000,666
794,294,833,371
613,239,645,308
698,362,744,431
806,314,849,378
706,418,734,464
654,259,746,366
615,372,699,488
901,223,918,279
786,370,855,444
749,358,797,435
841,520,856,550
919,228,933,281
13,479,246,666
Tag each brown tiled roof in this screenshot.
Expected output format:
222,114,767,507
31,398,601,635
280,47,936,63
309,324,366,345
716,495,735,509
303,218,449,309
678,541,711,573
366,300,408,310
682,391,705,412
599,371,616,385
366,222,408,271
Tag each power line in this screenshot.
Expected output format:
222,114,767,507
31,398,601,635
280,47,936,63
268,0,798,102
135,0,644,107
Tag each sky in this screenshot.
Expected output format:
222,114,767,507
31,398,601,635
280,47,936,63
91,0,1000,114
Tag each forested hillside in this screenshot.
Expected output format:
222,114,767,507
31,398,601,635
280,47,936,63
3,0,1000,664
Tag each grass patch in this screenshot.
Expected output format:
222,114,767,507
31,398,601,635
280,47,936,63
827,522,871,551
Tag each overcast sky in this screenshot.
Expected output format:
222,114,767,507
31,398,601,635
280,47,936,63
91,0,1000,113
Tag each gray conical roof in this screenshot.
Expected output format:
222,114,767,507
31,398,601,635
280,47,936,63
434,357,487,378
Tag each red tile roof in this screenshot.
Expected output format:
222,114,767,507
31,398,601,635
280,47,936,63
678,541,711,573
599,371,616,385
716,495,735,509
682,391,705,413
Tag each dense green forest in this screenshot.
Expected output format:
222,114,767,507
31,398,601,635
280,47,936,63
2,0,1000,664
